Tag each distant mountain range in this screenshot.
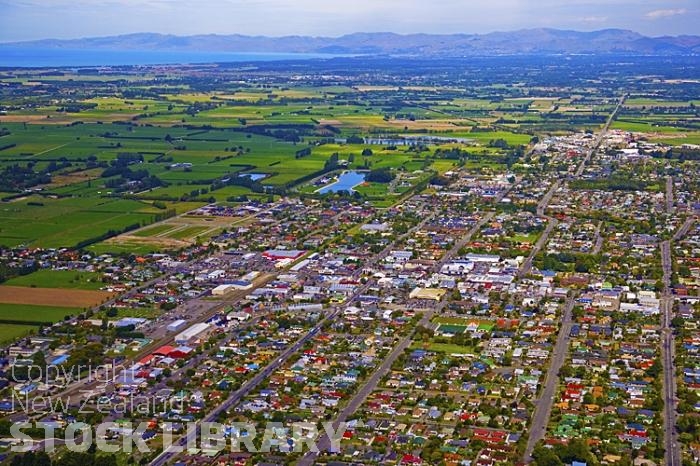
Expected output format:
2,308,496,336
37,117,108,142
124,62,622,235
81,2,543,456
3,29,700,56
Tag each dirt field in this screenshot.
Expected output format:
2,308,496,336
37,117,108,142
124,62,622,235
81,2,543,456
106,234,190,248
0,286,113,308
42,168,103,189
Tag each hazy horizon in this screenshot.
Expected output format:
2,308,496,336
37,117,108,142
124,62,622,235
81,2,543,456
1,27,698,45
0,0,697,42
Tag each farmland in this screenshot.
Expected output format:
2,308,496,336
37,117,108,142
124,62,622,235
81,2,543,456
0,285,112,308
0,324,36,344
3,269,104,290
0,303,81,324
2,58,618,250
0,58,696,255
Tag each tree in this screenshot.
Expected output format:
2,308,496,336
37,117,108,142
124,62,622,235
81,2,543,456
532,446,563,466
557,438,597,465
54,451,96,466
365,168,395,183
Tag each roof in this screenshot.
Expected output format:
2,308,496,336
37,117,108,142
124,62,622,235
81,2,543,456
263,249,305,259
154,345,175,356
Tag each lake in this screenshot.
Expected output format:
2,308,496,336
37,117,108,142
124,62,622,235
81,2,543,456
0,47,343,67
238,173,267,181
317,171,366,194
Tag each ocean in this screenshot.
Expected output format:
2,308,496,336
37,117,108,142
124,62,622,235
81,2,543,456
0,47,340,67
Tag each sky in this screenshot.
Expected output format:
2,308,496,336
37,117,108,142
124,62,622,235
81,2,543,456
0,0,697,42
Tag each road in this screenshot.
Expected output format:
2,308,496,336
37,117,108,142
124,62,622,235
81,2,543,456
591,221,604,255
511,171,563,279
523,293,577,461
659,216,697,466
660,213,694,466
660,239,679,466
666,176,674,214
574,93,626,178
440,212,495,265
673,216,696,242
536,180,561,217
516,176,562,277
520,216,558,278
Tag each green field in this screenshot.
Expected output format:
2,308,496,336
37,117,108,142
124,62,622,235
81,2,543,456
0,76,537,250
0,193,168,248
86,241,164,256
0,324,37,344
132,224,177,237
612,118,691,134
0,303,82,324
4,269,104,290
649,134,700,146
164,225,213,240
100,307,161,319
509,232,540,244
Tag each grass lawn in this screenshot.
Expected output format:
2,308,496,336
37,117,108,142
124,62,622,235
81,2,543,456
0,303,81,324
165,225,211,240
0,324,37,344
354,182,391,197
650,133,700,146
433,316,472,325
100,307,161,319
509,232,540,244
132,224,177,237
87,241,164,255
4,269,104,290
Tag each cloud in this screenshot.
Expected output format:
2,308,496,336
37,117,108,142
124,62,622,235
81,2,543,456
580,16,608,23
645,8,687,19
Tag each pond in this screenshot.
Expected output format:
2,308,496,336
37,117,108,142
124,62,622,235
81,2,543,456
317,171,366,194
238,173,267,181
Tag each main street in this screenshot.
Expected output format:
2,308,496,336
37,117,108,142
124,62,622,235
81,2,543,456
659,216,696,466
519,216,558,278
574,93,626,177
660,238,678,466
523,95,623,462
660,216,688,466
522,293,577,461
